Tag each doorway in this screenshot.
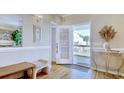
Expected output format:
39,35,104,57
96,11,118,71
54,24,91,67
73,24,91,67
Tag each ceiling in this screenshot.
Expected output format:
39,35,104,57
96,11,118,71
0,14,72,29
58,14,72,18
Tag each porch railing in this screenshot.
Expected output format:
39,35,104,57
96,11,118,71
73,45,90,57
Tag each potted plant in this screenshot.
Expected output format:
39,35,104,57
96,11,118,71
11,30,22,46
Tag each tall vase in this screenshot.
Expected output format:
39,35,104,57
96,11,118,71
103,42,110,50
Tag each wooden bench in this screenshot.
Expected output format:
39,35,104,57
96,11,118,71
0,62,35,79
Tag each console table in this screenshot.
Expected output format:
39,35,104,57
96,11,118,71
92,49,124,78
0,62,35,79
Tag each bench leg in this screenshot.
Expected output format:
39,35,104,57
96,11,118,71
33,66,51,79
33,69,38,79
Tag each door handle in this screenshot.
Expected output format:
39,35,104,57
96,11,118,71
56,43,58,53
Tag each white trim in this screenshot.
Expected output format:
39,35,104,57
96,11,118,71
92,48,124,51
0,46,51,53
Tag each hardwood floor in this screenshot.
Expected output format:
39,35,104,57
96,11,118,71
37,64,124,79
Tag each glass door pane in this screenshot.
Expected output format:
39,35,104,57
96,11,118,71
73,24,90,67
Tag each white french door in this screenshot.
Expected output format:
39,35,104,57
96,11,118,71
56,26,73,64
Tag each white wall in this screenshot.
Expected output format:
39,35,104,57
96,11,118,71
22,14,52,47
22,14,62,47
0,14,61,67
0,47,50,67
62,14,124,76
22,14,62,63
63,14,124,49
22,15,34,46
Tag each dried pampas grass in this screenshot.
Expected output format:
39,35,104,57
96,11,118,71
99,25,117,42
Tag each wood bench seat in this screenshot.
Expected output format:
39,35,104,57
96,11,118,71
0,62,35,79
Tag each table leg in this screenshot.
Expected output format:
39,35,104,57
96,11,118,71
117,59,124,78
92,57,98,79
104,53,109,78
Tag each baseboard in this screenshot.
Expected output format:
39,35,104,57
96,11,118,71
91,67,124,77
52,61,56,63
